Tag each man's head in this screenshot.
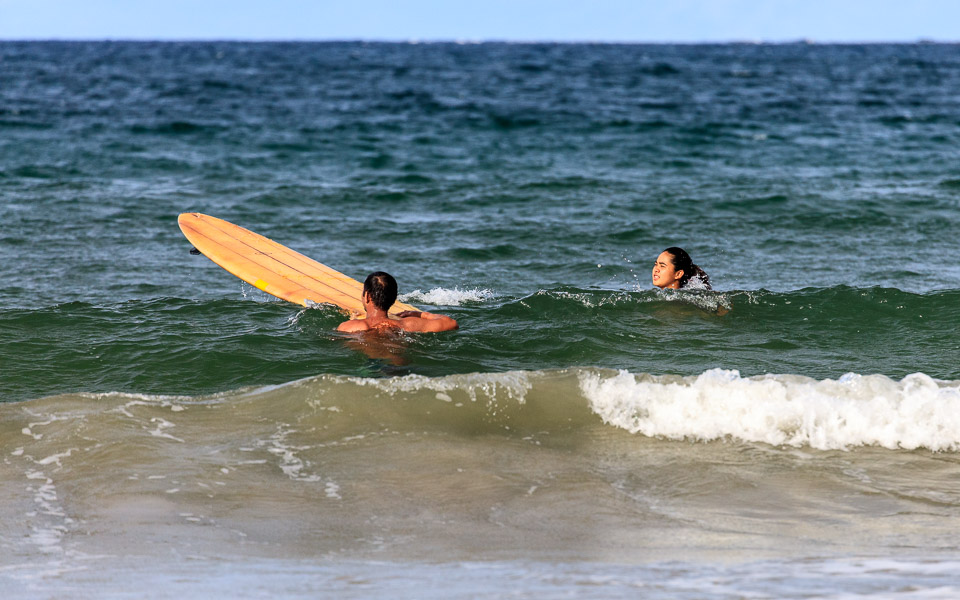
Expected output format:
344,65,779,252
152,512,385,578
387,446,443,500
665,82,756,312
362,271,398,312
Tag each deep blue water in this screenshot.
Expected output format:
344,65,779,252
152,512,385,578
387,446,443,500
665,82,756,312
3,41,960,401
3,42,960,599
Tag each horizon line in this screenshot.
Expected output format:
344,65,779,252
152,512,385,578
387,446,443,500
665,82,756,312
1,37,958,45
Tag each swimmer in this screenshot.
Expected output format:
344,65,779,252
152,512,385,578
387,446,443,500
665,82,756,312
337,271,458,333
652,247,712,290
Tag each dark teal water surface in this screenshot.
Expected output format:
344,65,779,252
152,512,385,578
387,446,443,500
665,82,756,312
2,42,960,402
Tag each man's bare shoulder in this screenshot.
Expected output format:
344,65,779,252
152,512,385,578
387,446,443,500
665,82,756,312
338,313,457,334
337,318,370,333
338,318,408,334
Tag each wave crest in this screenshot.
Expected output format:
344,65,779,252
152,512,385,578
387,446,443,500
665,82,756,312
14,367,960,452
400,287,495,306
580,368,960,451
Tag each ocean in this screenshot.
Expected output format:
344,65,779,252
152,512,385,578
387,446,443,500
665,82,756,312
2,41,960,598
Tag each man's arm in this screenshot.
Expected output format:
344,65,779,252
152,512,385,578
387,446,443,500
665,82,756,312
396,311,458,333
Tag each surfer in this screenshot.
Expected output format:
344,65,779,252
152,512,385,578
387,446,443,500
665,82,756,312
337,272,459,333
652,247,712,290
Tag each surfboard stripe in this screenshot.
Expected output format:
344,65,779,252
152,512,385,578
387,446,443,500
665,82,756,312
192,214,365,294
178,213,417,317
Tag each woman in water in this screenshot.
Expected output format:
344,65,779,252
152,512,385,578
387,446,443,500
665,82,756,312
652,247,711,290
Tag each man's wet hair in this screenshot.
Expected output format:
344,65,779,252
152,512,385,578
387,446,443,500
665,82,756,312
363,271,398,311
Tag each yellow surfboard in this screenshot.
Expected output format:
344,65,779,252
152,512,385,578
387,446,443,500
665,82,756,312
177,212,418,317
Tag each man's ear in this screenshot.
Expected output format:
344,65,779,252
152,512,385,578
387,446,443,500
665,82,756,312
674,269,685,281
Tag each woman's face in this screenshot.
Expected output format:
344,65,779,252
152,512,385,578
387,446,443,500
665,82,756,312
652,251,683,289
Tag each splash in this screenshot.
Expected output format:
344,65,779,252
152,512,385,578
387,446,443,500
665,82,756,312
400,287,495,306
580,368,960,451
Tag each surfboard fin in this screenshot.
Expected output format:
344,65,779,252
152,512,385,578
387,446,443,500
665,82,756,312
189,247,201,255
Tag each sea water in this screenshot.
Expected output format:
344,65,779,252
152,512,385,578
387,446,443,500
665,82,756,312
2,41,960,598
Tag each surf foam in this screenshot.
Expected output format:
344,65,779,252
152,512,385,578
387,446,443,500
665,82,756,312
580,368,960,451
347,371,534,404
400,287,494,306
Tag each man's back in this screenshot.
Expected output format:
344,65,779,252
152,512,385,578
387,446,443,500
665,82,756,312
338,310,457,333
337,273,458,334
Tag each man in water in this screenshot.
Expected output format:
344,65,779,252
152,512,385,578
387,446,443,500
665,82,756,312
337,271,458,333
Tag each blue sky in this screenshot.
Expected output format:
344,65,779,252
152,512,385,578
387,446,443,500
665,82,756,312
1,0,957,42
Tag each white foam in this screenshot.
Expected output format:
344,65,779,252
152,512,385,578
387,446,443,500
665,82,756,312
652,286,733,312
680,274,711,290
549,290,632,308
21,427,42,440
580,369,960,451
148,417,185,443
400,287,494,306
349,371,534,404
106,396,191,420
262,426,322,482
325,481,341,499
37,448,76,467
22,469,67,553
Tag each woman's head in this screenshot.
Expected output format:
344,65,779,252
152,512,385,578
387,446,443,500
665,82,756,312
652,247,711,290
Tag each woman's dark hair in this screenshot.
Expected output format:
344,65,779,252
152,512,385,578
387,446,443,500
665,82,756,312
663,247,711,290
363,271,398,311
